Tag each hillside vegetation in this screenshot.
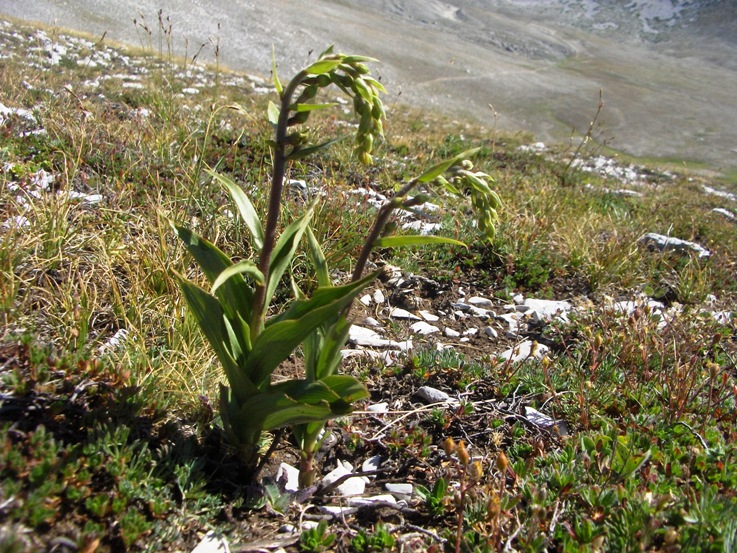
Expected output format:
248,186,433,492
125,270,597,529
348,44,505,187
1,18,736,553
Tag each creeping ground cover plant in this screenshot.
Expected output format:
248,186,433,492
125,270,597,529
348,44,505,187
172,47,502,486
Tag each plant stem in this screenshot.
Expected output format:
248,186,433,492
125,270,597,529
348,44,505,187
350,177,419,284
251,72,307,336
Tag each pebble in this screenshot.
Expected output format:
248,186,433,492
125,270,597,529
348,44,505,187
483,326,498,338
373,289,385,304
416,386,453,403
323,460,367,496
639,232,711,258
419,310,440,322
362,455,382,473
444,327,460,338
410,321,440,335
389,307,421,320
468,296,493,308
191,531,230,553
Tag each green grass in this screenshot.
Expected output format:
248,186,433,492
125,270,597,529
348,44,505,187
1,17,736,553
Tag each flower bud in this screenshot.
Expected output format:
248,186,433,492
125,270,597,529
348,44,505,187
457,441,470,466
442,436,456,456
469,460,483,480
495,451,509,474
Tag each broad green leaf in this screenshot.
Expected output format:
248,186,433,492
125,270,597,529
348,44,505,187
374,235,467,248
175,276,257,402
291,102,339,112
314,316,352,380
207,169,265,251
271,379,341,405
212,260,264,293
320,374,370,402
306,227,330,287
416,147,481,183
263,204,315,315
172,223,253,320
231,392,335,431
271,271,377,325
267,101,280,127
248,272,377,388
286,137,345,161
306,59,342,75
271,46,283,96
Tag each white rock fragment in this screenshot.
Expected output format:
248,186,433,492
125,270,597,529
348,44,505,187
191,531,230,553
713,208,735,221
389,308,421,320
703,185,736,202
366,402,389,413
401,220,442,235
416,386,455,404
468,306,493,318
444,327,460,338
419,310,439,322
182,87,200,94
276,463,300,492
347,494,399,507
499,341,549,362
385,483,413,498
373,289,385,304
463,328,478,336
360,294,372,306
512,293,525,305
410,321,440,335
98,328,129,354
323,461,367,497
484,326,498,338
363,316,381,327
468,296,493,308
362,455,382,473
639,232,711,258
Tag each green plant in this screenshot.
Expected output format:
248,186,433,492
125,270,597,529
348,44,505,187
351,522,395,552
416,477,450,517
300,520,336,552
172,47,501,485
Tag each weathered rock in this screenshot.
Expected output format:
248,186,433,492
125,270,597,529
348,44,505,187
639,232,711,258
484,326,498,338
410,321,441,335
323,461,367,496
416,386,453,403
419,310,440,322
444,327,461,338
389,307,421,320
191,531,231,553
468,296,493,308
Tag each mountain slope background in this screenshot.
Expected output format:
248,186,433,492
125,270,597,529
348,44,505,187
3,0,736,178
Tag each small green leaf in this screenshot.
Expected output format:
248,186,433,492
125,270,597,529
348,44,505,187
291,102,339,112
271,46,283,96
361,75,387,94
306,59,342,75
206,169,264,251
374,235,467,248
268,101,280,126
341,54,379,64
416,148,481,183
306,227,330,287
212,260,264,292
287,136,345,161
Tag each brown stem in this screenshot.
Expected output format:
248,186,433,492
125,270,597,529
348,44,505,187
350,177,420,284
251,72,308,336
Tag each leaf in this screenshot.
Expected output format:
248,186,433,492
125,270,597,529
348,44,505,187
175,275,257,402
172,223,253,320
341,54,379,64
362,75,387,93
206,169,264,251
263,204,315,315
374,235,467,248
267,101,280,127
416,147,481,183
314,316,352,380
212,260,264,292
291,102,339,112
320,374,370,403
318,45,335,58
271,45,283,96
286,136,346,161
248,272,377,388
231,392,335,432
306,227,330,288
306,59,342,75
